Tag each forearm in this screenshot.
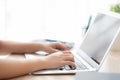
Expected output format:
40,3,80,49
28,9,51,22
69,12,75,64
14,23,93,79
0,55,45,79
0,51,75,79
0,40,45,53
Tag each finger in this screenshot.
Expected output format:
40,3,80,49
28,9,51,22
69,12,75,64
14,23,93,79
62,51,72,54
63,56,74,62
54,42,70,50
62,51,74,57
62,61,76,67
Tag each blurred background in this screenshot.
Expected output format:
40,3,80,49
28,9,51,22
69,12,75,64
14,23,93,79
0,0,119,43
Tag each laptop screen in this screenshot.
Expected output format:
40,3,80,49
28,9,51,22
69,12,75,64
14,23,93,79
80,12,120,64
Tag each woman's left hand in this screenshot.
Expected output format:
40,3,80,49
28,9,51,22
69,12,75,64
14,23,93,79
43,42,70,53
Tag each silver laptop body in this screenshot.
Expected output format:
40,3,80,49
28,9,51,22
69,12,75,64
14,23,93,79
25,11,120,75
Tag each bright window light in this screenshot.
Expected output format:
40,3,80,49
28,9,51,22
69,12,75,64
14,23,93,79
0,0,118,43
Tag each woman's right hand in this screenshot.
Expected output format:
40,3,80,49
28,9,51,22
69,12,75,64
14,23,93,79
42,51,75,69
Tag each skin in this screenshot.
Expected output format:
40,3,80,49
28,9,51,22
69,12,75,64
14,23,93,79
0,40,75,79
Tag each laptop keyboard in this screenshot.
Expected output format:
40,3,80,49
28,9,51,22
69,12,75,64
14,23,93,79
75,57,89,70
59,65,75,70
75,61,89,70
59,54,90,71
64,65,76,70
59,62,89,71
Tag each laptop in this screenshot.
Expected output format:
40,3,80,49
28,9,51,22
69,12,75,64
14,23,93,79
25,11,120,75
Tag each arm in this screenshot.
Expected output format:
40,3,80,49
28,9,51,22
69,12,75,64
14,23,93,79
0,40,70,54
0,51,75,79
0,55,45,79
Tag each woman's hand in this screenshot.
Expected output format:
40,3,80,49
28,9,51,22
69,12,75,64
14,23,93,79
42,42,70,53
41,51,75,69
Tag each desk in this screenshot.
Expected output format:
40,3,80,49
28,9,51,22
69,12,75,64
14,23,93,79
9,51,120,80
10,75,75,80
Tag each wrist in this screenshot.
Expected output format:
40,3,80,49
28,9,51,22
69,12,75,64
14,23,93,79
26,56,47,71
35,56,52,70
